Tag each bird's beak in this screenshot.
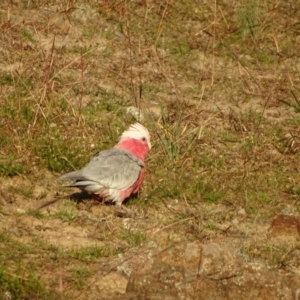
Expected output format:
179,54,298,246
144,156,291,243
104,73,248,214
148,141,152,150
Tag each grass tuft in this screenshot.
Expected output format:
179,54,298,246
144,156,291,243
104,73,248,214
120,228,147,247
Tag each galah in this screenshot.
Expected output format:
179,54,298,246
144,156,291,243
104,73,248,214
59,123,151,205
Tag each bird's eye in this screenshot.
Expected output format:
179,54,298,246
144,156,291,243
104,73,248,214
141,137,146,141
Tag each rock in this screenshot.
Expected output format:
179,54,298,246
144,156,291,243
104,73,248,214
124,241,300,300
71,4,99,23
91,271,128,297
268,214,300,237
237,208,247,218
98,242,158,278
126,242,241,299
125,106,145,122
91,243,158,299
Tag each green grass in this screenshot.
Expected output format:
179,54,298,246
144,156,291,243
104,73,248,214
54,209,78,222
0,234,56,299
0,232,123,298
120,228,148,247
21,28,36,43
204,222,217,231
0,265,56,300
68,267,93,289
63,245,122,262
27,209,45,219
0,154,24,176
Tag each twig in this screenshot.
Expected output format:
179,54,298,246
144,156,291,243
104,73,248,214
37,195,68,210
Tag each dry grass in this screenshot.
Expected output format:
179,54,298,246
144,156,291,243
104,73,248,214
1,0,300,298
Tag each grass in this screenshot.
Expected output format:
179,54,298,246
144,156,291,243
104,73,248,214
27,209,45,219
54,209,78,222
0,0,300,298
0,232,123,298
63,245,122,262
0,154,25,176
0,234,57,299
120,228,148,247
0,266,56,300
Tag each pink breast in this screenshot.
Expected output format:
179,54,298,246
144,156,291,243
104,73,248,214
120,168,145,201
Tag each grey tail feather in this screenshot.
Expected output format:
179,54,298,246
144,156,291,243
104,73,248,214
59,170,82,180
65,180,96,187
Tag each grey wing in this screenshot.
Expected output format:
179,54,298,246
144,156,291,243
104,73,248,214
59,148,143,190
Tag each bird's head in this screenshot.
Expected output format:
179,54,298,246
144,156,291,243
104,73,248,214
120,123,151,150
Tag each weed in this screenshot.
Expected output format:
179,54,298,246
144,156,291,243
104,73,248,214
69,267,93,289
120,228,147,247
0,265,56,300
203,191,223,203
54,209,78,222
9,185,33,199
35,129,85,173
27,209,45,219
0,74,14,84
0,155,24,176
64,245,121,262
287,186,300,197
204,222,217,231
21,28,36,43
237,0,258,39
156,109,201,163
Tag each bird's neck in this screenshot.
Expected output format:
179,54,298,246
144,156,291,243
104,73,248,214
115,138,149,161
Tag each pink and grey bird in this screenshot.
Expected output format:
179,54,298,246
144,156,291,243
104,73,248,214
59,123,151,205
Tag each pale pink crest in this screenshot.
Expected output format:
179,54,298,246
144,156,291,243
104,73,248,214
120,123,151,150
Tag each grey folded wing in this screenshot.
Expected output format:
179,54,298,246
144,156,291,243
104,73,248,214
59,148,144,191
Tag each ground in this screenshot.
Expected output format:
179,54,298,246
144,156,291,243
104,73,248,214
1,1,300,299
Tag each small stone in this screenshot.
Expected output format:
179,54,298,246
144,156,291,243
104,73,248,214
231,218,239,226
237,208,247,217
268,214,300,237
16,208,26,214
71,4,99,23
126,106,145,122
